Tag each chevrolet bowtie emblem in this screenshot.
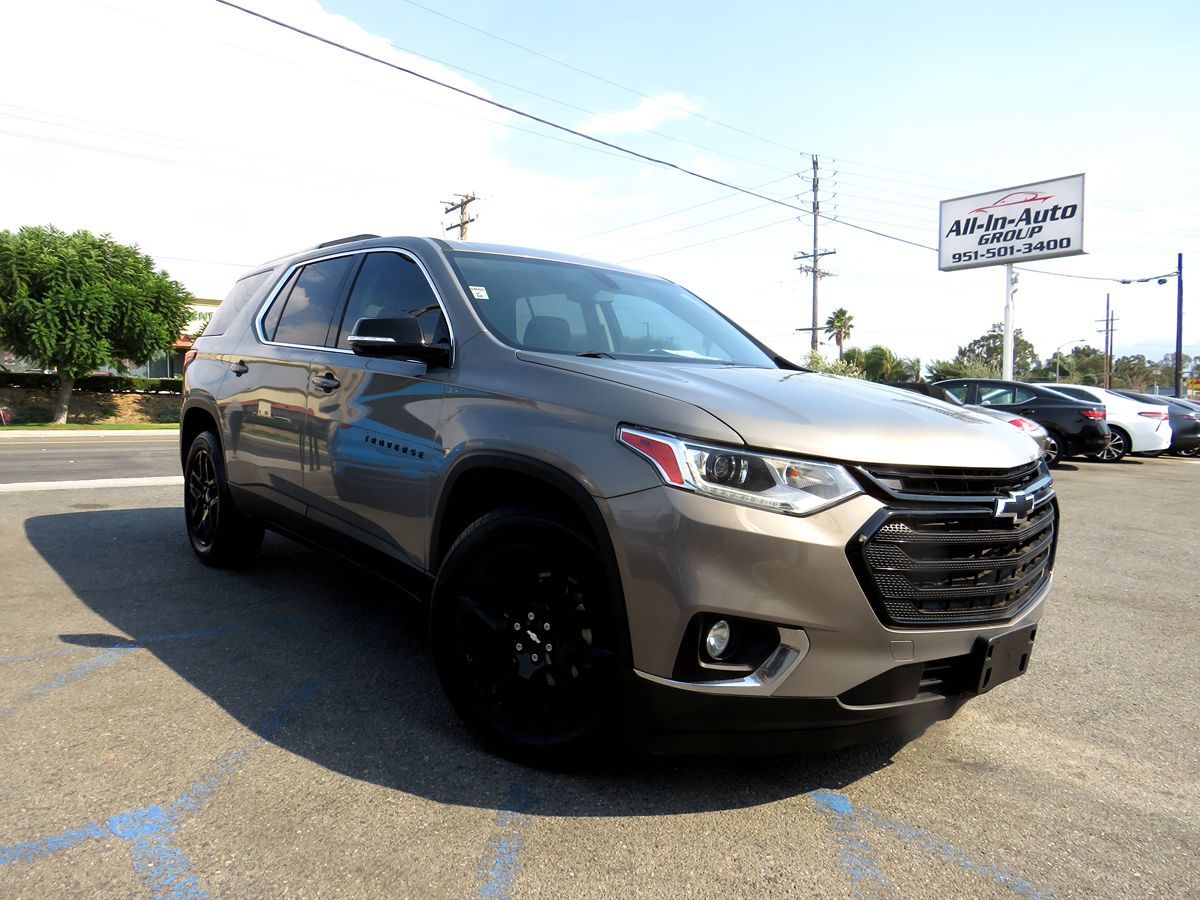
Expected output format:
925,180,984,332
995,490,1035,522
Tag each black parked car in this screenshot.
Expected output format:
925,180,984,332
1113,391,1200,456
934,378,1110,467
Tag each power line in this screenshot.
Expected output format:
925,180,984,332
573,174,798,243
617,215,800,264
211,0,934,255
396,0,811,160
378,39,796,175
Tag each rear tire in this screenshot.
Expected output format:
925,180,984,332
430,508,623,765
1043,429,1067,468
1088,426,1129,463
1137,449,1167,458
184,430,264,567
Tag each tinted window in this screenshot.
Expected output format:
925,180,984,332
1052,385,1093,402
206,270,273,336
269,256,354,347
978,385,1035,406
335,252,445,349
260,270,298,341
941,383,969,403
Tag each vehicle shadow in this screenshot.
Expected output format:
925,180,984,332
25,508,902,817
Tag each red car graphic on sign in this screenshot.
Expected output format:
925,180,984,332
969,191,1054,214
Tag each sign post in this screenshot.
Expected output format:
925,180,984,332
940,175,1085,380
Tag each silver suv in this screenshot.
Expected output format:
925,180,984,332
181,235,1055,762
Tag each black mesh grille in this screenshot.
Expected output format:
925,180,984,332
859,461,1044,499
851,501,1056,627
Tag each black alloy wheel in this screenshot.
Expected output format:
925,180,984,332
1042,429,1066,468
1178,445,1200,457
187,443,220,549
184,430,263,567
1089,427,1129,463
431,509,622,764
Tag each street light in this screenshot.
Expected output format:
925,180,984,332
1053,339,1085,382
1119,254,1184,395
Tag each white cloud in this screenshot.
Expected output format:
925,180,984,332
0,0,618,298
578,91,698,135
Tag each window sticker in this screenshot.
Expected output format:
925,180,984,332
469,285,490,300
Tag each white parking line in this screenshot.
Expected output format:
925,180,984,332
0,476,184,493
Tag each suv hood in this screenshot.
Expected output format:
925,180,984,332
520,355,1040,468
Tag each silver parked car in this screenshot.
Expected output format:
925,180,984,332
181,236,1056,762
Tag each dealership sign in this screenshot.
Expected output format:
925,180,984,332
938,174,1085,271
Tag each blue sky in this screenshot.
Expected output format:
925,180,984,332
1,0,1196,368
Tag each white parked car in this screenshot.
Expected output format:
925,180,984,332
1045,384,1172,462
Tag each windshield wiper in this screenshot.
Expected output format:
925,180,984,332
576,351,614,359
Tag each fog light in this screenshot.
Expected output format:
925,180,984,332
705,619,732,659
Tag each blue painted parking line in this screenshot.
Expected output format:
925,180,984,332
809,790,1050,897
0,634,373,897
809,791,897,897
478,782,534,899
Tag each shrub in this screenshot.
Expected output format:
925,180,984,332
0,372,183,394
15,404,54,423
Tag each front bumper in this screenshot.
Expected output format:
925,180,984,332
624,672,968,753
603,484,1050,747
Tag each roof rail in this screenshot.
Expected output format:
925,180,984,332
316,233,380,249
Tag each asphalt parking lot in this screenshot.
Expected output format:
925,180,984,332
1,436,1197,898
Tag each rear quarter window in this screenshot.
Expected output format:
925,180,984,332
203,270,274,337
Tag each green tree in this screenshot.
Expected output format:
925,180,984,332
951,323,1039,377
0,226,191,423
844,344,918,382
1112,354,1152,389
802,349,865,378
823,307,854,359
925,355,994,382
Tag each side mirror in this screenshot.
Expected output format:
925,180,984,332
347,317,450,366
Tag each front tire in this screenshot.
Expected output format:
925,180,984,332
184,430,263,567
1089,427,1129,463
430,508,622,765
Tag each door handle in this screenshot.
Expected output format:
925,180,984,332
311,373,340,393
230,360,249,376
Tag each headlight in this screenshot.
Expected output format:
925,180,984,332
617,426,860,516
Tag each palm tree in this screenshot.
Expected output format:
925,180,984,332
823,308,854,359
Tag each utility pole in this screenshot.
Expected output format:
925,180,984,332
794,156,835,352
1175,252,1184,397
1002,265,1019,380
442,193,478,240
1097,295,1117,389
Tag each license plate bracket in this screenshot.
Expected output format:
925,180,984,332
970,623,1037,694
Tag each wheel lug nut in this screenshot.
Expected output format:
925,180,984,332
527,612,535,621
531,653,539,662
545,644,552,652
543,623,550,630
513,623,521,631
515,643,523,651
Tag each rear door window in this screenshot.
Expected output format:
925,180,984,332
266,256,355,347
941,383,970,403
978,384,1034,406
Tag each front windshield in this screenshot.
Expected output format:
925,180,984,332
446,251,777,367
